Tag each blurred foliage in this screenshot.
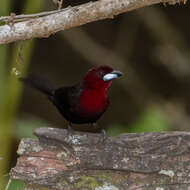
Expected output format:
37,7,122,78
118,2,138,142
128,107,170,133
0,0,11,188
14,114,50,139
0,0,45,189
0,0,190,189
107,106,171,137
2,178,24,190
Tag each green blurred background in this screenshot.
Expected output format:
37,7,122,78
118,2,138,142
0,0,190,189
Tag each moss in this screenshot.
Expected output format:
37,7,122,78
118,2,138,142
73,171,125,189
57,171,126,189
136,179,141,185
74,176,99,189
56,178,70,189
157,177,167,185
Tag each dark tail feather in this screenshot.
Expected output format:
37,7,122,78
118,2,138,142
19,75,55,96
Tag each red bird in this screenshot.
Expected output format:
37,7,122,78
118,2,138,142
20,66,122,139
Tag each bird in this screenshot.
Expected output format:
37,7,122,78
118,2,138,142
20,65,122,140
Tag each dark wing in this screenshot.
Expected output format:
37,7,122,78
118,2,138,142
49,84,82,122
53,87,77,110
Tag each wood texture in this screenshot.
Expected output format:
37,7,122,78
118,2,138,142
10,127,190,190
0,0,187,44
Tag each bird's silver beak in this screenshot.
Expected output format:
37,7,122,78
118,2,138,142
103,70,123,81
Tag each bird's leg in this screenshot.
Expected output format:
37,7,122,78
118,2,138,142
92,123,107,142
92,122,98,129
101,129,107,142
67,123,73,140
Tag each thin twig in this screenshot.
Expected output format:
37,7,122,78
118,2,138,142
0,9,64,23
5,178,12,190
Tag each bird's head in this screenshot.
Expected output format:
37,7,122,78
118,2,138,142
83,66,122,89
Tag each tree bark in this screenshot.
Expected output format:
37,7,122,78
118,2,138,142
10,127,190,190
0,0,187,44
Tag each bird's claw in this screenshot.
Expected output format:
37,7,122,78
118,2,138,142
100,129,107,143
67,125,73,141
67,134,73,141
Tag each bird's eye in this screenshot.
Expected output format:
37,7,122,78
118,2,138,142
99,71,104,77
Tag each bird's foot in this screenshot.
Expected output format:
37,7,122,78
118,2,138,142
92,123,107,143
92,122,98,129
100,129,107,143
67,124,73,141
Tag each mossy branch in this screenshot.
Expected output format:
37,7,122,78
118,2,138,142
11,127,190,190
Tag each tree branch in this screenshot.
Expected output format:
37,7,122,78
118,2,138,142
0,9,63,23
11,127,190,190
0,0,187,44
